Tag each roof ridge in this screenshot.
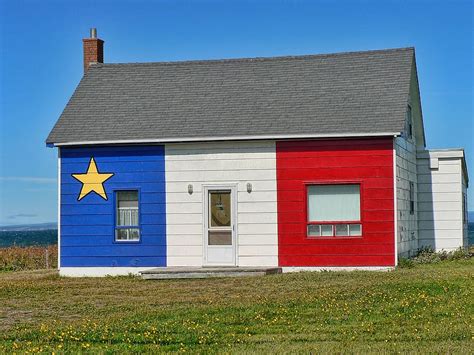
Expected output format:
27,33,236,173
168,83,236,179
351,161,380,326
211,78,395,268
91,47,415,68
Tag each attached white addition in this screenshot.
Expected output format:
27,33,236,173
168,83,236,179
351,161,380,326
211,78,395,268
417,149,469,251
165,141,279,267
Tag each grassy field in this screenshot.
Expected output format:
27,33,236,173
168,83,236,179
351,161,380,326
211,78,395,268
1,260,473,353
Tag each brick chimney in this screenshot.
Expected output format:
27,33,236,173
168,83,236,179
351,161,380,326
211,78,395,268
83,28,104,73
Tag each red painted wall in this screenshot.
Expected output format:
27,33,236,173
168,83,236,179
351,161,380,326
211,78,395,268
276,138,395,267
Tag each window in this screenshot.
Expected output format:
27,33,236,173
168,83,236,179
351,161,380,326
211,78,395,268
307,184,362,237
115,190,140,241
208,190,232,245
409,182,415,215
406,105,413,139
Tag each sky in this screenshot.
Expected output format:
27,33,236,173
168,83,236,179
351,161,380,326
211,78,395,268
0,0,472,226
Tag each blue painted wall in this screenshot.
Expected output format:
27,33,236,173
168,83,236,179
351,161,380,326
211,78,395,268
60,146,166,267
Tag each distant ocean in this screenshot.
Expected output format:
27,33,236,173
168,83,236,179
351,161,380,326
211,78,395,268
0,224,473,248
469,223,474,245
0,230,57,247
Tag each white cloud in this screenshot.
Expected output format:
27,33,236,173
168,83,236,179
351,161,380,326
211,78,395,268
7,213,38,220
0,176,56,184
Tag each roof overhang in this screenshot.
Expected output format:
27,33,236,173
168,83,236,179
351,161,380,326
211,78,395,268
48,132,402,147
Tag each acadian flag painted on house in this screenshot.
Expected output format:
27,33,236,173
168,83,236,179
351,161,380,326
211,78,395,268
46,29,469,277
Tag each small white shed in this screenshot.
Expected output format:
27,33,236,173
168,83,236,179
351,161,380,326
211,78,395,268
417,149,469,251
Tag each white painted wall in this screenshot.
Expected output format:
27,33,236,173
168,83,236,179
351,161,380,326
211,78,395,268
395,64,426,259
417,150,468,251
165,141,278,267
395,136,418,258
60,267,156,277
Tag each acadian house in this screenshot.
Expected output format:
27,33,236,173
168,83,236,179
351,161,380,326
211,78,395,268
46,29,469,277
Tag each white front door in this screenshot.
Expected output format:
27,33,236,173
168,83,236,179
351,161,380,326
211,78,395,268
204,186,237,266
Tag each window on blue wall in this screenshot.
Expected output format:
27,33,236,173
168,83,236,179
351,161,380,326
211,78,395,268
115,190,140,241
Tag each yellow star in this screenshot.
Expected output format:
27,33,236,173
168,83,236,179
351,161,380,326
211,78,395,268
72,157,114,201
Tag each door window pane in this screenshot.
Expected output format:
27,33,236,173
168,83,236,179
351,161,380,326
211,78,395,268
209,191,231,227
308,185,360,221
208,230,232,245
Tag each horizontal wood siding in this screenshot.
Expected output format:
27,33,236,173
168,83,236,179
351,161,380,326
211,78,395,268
395,136,418,258
165,141,278,267
60,146,166,267
276,138,395,267
417,155,465,251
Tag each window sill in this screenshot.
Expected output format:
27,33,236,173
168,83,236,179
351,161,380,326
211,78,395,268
114,239,141,244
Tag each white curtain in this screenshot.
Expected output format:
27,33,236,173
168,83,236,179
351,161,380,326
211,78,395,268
117,191,139,226
118,208,138,226
308,185,360,221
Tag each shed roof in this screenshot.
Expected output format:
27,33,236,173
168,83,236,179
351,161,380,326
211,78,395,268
46,47,416,145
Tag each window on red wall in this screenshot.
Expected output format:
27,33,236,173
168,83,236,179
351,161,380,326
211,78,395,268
307,184,362,237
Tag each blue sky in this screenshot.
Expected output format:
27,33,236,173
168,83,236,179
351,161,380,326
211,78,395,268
0,0,472,225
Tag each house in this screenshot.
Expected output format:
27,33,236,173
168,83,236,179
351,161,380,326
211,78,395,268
46,29,469,277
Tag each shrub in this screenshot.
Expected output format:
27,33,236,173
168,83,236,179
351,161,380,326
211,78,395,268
446,247,472,260
397,257,414,268
0,245,58,272
413,247,471,265
413,246,442,264
398,247,472,268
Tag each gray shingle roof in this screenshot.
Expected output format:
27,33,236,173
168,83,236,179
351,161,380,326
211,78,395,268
46,47,415,145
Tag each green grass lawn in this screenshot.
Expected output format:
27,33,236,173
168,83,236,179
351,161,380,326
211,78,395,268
1,260,473,353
